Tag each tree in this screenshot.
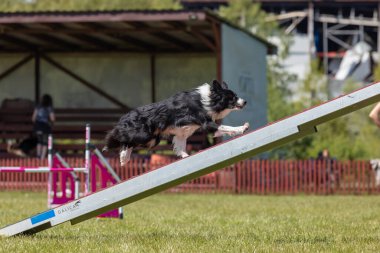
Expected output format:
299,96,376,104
219,0,291,59
306,81,380,160
219,0,380,160
219,0,295,121
219,0,298,158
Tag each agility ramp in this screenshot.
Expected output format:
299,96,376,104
1,82,380,237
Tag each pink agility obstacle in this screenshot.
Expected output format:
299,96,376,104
50,153,122,218
91,154,123,219
0,124,123,219
50,156,80,206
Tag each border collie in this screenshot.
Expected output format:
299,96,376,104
103,80,249,166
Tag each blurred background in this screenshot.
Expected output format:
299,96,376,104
0,0,379,161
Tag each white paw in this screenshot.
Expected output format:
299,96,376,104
243,122,250,132
120,157,131,166
181,152,189,158
120,158,126,167
234,123,250,136
120,150,128,166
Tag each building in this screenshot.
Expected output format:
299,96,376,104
0,10,275,155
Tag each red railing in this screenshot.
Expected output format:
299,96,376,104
0,158,378,195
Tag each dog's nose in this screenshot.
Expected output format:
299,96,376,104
236,98,246,109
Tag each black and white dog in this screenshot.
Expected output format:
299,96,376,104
103,80,249,165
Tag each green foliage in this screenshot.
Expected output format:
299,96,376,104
218,0,294,114
295,59,327,109
219,0,299,159
285,71,380,160
0,0,181,11
219,0,291,59
219,0,275,37
266,59,296,123
267,59,310,159
306,82,380,160
280,60,326,159
373,62,380,82
220,0,380,160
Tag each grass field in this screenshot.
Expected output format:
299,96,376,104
1,192,380,253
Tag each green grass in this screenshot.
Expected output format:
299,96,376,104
1,192,380,252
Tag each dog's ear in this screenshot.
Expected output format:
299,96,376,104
212,80,222,90
221,81,229,89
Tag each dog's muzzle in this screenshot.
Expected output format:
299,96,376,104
236,98,247,109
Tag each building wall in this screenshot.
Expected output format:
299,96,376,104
0,54,35,104
0,53,216,108
0,27,267,119
155,54,216,101
221,24,268,131
42,53,151,108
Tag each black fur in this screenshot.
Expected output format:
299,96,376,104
103,80,246,152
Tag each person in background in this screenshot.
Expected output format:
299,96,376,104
316,148,337,190
369,102,380,128
317,148,331,161
32,94,55,159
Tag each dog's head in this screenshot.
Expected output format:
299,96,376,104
198,80,247,119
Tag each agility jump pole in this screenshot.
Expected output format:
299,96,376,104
47,135,53,207
1,82,379,237
85,124,91,193
0,167,88,172
0,133,89,207
0,135,88,173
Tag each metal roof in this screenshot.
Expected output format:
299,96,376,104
0,10,275,54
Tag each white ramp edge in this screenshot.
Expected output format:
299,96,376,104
1,82,380,237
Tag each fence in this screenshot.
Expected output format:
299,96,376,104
0,157,378,195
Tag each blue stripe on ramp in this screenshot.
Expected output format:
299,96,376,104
30,210,55,225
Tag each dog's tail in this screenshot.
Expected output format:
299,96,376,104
103,128,121,152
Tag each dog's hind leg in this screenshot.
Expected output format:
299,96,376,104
120,146,133,166
171,125,200,158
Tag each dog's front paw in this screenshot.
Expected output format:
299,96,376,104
180,152,189,158
234,123,249,136
242,122,250,132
